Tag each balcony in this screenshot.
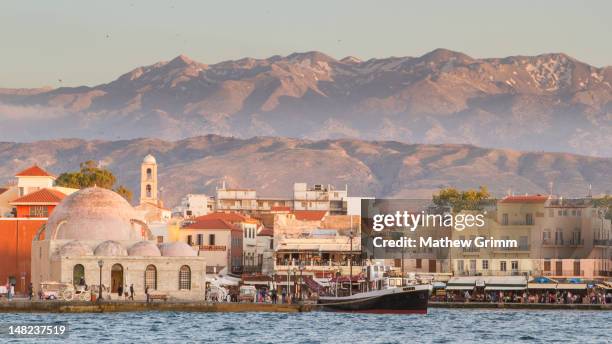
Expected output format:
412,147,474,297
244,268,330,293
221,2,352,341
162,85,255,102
593,239,611,246
545,270,585,277
542,239,565,247
500,220,535,227
455,269,531,277
195,245,227,251
462,247,480,254
493,245,530,253
567,239,584,247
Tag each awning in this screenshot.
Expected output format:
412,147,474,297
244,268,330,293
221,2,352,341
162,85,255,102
528,283,557,290
595,284,611,290
432,281,446,289
485,286,526,291
445,285,474,291
556,283,587,290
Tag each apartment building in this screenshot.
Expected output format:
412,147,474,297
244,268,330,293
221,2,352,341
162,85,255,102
174,194,215,218
215,183,292,214
293,183,347,215
451,195,612,279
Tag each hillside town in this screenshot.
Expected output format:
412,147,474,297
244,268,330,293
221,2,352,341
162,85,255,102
0,155,610,304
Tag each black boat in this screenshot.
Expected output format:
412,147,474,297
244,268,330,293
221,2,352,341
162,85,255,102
317,285,430,314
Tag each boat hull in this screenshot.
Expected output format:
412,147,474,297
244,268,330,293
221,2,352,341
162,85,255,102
318,287,429,314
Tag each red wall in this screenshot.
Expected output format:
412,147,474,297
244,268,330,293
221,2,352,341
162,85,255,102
0,219,46,294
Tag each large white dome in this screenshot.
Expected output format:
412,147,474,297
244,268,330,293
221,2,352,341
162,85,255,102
128,241,161,256
46,187,142,241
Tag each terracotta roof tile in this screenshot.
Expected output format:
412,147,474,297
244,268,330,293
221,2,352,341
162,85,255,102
258,227,274,236
194,212,248,223
184,218,238,231
10,188,66,204
15,165,54,177
292,210,328,221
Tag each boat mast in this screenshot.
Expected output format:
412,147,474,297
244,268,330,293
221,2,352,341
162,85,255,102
349,229,353,296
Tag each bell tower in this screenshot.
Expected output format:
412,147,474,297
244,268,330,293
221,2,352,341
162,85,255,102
140,154,158,205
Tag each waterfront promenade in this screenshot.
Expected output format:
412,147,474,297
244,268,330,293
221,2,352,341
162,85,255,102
1,300,610,313
429,301,612,311
0,300,307,313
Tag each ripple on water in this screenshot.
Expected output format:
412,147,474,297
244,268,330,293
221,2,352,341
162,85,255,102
1,309,610,344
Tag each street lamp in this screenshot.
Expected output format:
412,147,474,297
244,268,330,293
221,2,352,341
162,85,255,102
292,267,297,303
349,229,354,295
97,260,104,302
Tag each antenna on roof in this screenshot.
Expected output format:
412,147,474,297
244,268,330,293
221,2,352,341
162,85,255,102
587,184,592,198
548,180,554,196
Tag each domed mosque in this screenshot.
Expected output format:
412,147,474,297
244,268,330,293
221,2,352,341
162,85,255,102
31,186,206,300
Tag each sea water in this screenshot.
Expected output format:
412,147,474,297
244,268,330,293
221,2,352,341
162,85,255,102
1,309,610,343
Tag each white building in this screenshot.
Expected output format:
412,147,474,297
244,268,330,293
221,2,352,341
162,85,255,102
31,187,206,300
256,227,274,275
174,194,215,218
293,183,348,214
215,182,291,214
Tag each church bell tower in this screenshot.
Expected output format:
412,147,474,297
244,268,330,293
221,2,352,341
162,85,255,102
140,154,158,205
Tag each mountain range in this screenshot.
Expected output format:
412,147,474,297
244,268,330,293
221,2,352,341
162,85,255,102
1,135,610,207
1,49,610,156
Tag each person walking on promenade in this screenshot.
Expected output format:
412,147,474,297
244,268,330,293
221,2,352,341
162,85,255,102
271,288,277,304
129,284,134,300
281,288,287,304
6,282,13,301
117,284,123,299
145,286,150,303
27,282,33,301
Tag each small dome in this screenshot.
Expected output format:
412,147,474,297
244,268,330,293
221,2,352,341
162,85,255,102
128,241,161,256
160,242,197,257
143,154,157,164
46,187,142,241
94,240,128,256
59,240,93,257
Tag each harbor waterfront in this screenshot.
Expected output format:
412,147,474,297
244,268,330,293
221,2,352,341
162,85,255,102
1,300,611,313
1,309,610,343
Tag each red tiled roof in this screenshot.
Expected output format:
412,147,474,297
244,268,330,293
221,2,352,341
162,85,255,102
258,227,274,237
15,165,54,177
184,218,238,231
194,212,248,223
500,195,549,204
10,188,66,204
271,206,291,212
293,210,327,221
0,188,7,195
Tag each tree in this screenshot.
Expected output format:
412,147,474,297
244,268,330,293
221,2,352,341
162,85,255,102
56,161,132,202
433,186,490,212
114,185,133,203
592,195,612,220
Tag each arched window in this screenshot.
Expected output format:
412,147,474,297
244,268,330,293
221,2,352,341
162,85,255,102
145,265,157,290
146,168,152,180
146,184,152,198
179,265,191,290
73,264,85,286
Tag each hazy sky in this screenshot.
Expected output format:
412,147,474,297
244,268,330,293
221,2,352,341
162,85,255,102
1,0,610,88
